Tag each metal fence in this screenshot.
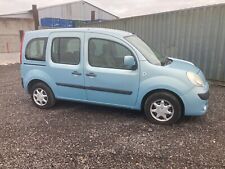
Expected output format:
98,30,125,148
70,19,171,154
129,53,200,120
82,4,225,81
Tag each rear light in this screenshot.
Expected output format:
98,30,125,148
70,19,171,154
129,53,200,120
20,31,24,64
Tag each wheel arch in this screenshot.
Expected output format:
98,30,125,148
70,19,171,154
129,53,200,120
141,89,185,116
27,79,54,95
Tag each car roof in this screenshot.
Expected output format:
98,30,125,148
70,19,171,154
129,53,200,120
25,28,133,38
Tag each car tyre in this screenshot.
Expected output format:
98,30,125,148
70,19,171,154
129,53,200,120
144,91,182,125
30,82,56,109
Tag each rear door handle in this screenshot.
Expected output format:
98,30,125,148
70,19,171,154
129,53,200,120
72,71,82,76
86,72,96,78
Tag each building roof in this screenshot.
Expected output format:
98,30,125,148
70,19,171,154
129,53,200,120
0,11,32,19
0,0,119,19
38,0,119,19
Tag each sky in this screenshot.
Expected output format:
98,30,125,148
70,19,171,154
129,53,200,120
1,0,225,18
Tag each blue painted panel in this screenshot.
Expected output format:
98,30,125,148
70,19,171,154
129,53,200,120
41,18,76,28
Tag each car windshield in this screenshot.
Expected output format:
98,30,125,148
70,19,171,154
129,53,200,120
125,35,161,65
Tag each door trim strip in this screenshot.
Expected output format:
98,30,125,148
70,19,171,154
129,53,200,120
56,83,132,95
23,63,46,66
56,83,85,89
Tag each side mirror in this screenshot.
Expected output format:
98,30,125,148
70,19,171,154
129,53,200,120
124,55,137,70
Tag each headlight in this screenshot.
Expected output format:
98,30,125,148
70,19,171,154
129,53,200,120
187,72,204,87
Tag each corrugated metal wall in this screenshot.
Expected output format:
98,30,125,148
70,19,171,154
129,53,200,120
82,4,225,81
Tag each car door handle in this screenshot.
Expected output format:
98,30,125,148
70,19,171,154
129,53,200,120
86,72,96,78
72,71,82,76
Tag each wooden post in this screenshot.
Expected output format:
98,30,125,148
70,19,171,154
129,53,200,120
6,42,9,53
91,11,95,21
19,30,24,42
32,5,39,30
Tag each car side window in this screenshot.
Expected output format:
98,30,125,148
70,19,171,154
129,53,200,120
25,38,47,61
88,38,134,69
51,37,80,65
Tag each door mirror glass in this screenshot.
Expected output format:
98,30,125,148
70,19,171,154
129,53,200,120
124,55,136,70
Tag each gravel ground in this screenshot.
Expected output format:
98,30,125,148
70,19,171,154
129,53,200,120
0,64,225,169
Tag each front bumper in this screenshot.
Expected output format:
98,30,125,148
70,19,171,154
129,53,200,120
182,83,209,116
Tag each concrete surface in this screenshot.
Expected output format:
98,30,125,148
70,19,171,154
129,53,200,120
0,18,34,53
0,53,19,65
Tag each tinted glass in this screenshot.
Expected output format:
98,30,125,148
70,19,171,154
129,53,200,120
88,38,133,69
52,37,80,65
25,38,47,61
125,35,161,65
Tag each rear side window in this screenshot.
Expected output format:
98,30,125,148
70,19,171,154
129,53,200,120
51,37,80,65
25,38,47,61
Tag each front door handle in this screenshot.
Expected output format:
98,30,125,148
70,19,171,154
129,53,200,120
72,71,82,76
86,72,96,78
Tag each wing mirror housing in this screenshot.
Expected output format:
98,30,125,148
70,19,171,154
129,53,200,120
124,55,137,70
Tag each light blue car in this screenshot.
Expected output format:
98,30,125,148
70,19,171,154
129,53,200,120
20,28,209,124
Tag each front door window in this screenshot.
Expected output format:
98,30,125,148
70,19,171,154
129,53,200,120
88,38,134,69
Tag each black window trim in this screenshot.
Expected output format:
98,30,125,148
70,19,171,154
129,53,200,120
25,38,48,61
88,37,138,70
51,37,81,65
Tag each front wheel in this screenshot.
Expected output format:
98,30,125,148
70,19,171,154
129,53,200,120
31,82,56,109
144,92,182,125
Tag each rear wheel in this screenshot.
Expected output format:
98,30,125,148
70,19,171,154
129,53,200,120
30,82,55,109
144,92,182,125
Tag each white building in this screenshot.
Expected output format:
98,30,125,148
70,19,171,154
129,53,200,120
0,0,118,53
38,0,119,22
